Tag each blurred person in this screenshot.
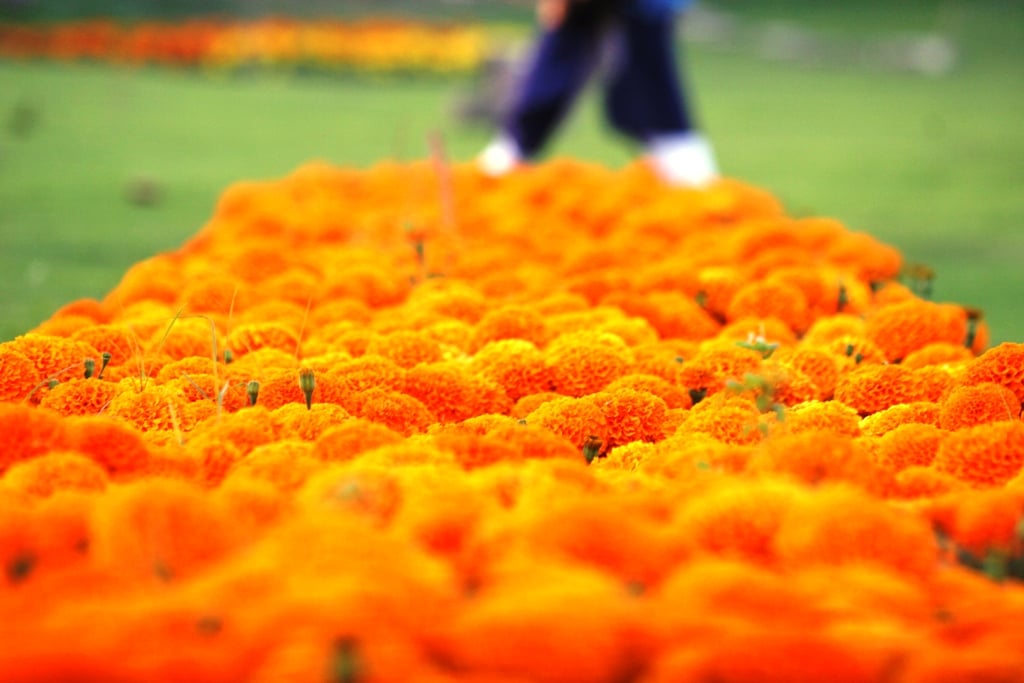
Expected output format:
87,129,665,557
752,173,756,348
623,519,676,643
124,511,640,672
478,0,718,186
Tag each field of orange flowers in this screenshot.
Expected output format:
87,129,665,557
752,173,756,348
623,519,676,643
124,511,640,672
0,17,488,73
2,158,1024,681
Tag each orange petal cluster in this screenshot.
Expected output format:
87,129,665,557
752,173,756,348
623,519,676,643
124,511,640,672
1,158,1022,681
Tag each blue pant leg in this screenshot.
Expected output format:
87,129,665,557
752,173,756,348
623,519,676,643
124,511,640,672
603,8,694,143
503,6,612,157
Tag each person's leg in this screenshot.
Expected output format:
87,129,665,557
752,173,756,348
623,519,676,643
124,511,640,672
479,1,613,175
604,7,718,186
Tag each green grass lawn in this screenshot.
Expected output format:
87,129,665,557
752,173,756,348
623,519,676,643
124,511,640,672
1,0,1022,344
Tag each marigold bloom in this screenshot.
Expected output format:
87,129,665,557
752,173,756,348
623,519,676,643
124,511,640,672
511,391,563,419
545,331,634,398
939,382,1020,431
892,466,967,499
678,393,765,446
946,489,1024,556
470,339,553,402
312,418,403,463
781,400,861,436
271,402,350,440
933,420,1024,487
344,387,436,436
4,333,100,383
873,422,947,472
226,321,299,357
962,342,1024,402
0,346,43,403
589,388,668,449
90,477,240,581
363,329,444,369
900,342,974,370
3,451,108,497
673,479,804,563
68,323,140,367
773,346,840,400
748,430,893,494
865,300,968,362
326,354,406,393
38,377,120,417
470,304,549,351
605,373,692,410
676,342,763,398
773,485,938,575
602,290,720,341
859,401,940,437
834,364,934,416
695,266,744,319
0,403,71,474
403,362,511,423
725,279,811,335
224,439,319,491
525,395,610,453
105,379,194,433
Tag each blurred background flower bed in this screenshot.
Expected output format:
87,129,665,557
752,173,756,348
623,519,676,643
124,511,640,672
2,159,1024,682
0,17,490,74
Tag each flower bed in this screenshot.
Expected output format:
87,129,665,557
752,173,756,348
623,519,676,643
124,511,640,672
0,17,488,74
1,159,1023,681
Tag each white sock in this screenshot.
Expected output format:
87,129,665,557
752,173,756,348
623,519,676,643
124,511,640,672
477,134,523,177
647,132,719,187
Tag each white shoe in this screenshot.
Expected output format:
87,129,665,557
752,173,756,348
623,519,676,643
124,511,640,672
477,134,523,177
647,132,719,187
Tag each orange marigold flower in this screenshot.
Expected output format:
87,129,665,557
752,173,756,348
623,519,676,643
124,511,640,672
725,279,810,335
89,477,240,581
773,485,938,576
402,362,512,423
525,395,610,453
313,418,404,462
901,342,974,370
748,430,894,494
470,304,549,351
602,290,720,341
545,331,634,398
38,377,120,416
859,401,940,437
0,346,42,403
364,329,444,369
892,466,967,499
4,333,100,383
912,365,957,403
947,489,1024,556
631,340,697,383
962,342,1024,403
679,393,765,446
695,266,744,319
0,403,70,474
606,373,692,410
511,391,563,419
716,316,797,346
106,379,193,433
939,382,1020,431
834,364,934,416
3,451,108,497
873,423,948,472
470,339,553,402
676,342,763,398
226,321,299,357
344,387,436,436
773,346,840,400
187,406,278,457
781,400,861,436
63,414,152,478
589,388,668,449
224,439,320,492
69,323,140,367
932,421,1024,487
271,402,350,440
673,479,804,563
801,314,867,346
865,300,968,362
326,354,406,393
149,315,225,361
482,422,580,462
